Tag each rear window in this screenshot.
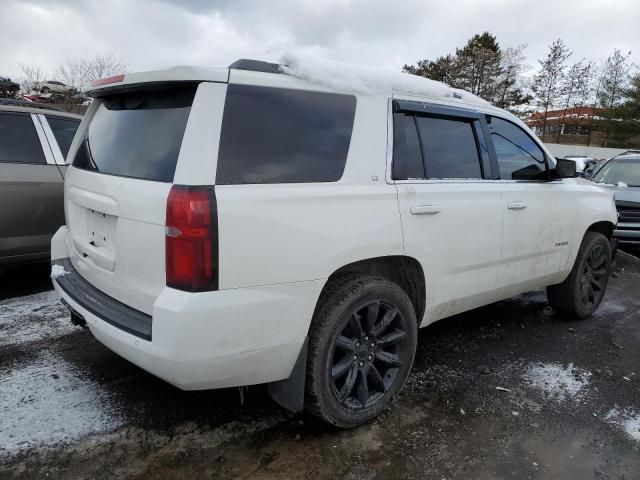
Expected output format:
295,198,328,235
216,85,356,185
0,112,46,165
72,86,196,182
46,116,80,159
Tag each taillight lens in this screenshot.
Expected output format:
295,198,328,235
165,185,218,291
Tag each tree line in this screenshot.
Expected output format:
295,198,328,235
404,33,639,147
18,54,127,94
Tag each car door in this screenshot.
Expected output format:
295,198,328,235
392,100,503,324
486,115,574,293
0,111,65,263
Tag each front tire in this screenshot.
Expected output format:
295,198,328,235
305,275,417,428
547,232,612,319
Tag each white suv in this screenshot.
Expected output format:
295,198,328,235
51,58,617,427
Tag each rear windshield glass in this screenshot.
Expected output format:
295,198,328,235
216,85,356,184
72,86,196,182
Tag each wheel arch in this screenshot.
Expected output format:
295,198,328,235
268,255,426,413
316,255,426,325
586,220,615,240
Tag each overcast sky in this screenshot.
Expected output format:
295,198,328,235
1,0,638,81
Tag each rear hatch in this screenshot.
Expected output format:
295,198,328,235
64,81,208,315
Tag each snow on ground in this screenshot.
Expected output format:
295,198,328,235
522,362,592,402
0,351,124,455
605,407,640,441
0,290,78,347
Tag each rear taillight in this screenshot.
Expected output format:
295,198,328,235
165,185,218,291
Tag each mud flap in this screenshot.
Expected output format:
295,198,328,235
268,337,308,413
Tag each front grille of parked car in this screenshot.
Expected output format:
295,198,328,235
617,206,640,223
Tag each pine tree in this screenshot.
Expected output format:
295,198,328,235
403,54,457,85
453,32,502,98
403,32,529,110
531,39,572,137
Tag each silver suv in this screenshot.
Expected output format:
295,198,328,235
0,100,81,267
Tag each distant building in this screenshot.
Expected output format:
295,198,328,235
524,107,640,148
524,107,605,138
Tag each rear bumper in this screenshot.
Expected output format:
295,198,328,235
51,228,323,390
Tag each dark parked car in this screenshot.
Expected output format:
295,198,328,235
0,76,20,97
0,100,81,267
591,154,640,248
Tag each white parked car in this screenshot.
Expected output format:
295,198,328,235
563,155,593,173
51,58,617,427
33,80,76,95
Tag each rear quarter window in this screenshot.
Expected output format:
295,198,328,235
216,85,356,185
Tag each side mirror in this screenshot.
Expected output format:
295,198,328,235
551,158,576,179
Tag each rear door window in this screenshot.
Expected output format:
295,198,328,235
0,113,46,165
72,86,196,182
216,85,356,184
46,116,80,158
392,107,486,180
415,115,483,179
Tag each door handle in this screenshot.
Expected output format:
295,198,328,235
507,201,527,210
410,205,442,215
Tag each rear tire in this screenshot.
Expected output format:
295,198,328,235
305,275,417,428
547,232,612,319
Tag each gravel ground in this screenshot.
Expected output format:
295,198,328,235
1,252,639,479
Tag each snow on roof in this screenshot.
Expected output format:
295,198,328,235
280,52,492,108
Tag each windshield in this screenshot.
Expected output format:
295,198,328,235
592,158,640,187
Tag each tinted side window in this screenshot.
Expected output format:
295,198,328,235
46,116,80,159
415,115,482,179
216,85,356,184
489,116,547,180
392,112,424,180
0,113,46,165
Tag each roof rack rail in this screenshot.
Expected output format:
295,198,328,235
228,59,282,74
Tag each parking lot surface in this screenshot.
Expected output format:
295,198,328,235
1,253,639,479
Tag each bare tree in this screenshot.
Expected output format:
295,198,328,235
17,64,47,93
531,39,572,137
79,54,128,83
597,49,633,144
54,58,86,90
556,59,593,142
494,44,531,111
54,54,128,90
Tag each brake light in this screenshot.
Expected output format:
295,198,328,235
165,185,218,291
91,74,125,87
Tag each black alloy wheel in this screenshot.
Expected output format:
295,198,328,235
305,275,417,427
580,244,608,308
330,300,408,410
547,231,612,319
